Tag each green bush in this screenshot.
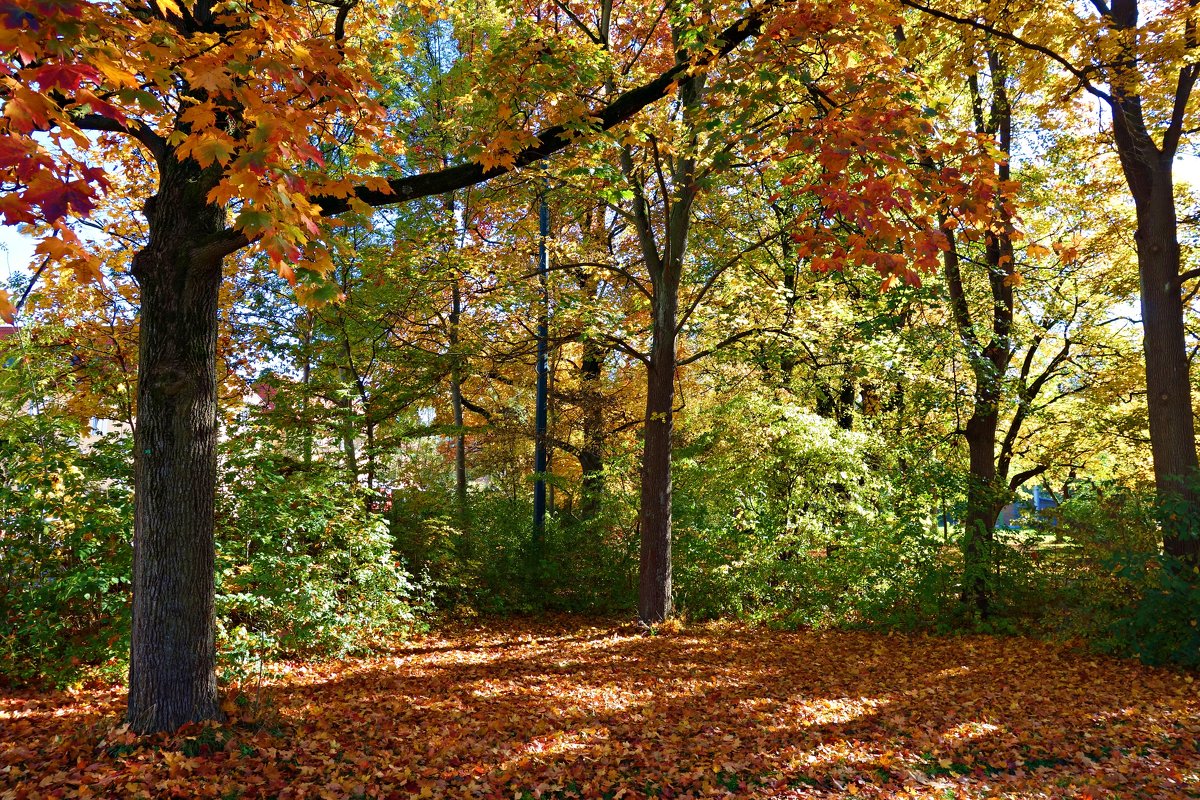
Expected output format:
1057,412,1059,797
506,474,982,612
216,422,429,680
1038,481,1200,667
1105,554,1200,667
0,413,433,687
387,484,638,616
670,397,962,626
0,415,134,686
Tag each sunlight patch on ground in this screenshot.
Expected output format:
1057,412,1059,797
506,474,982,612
2,620,1197,798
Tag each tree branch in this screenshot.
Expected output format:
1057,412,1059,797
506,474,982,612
315,9,766,214
71,112,167,161
899,0,1113,104
13,256,51,318
675,229,779,333
1009,464,1048,492
207,8,768,256
677,326,789,366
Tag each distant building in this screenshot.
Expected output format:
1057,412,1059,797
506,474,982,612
997,486,1059,528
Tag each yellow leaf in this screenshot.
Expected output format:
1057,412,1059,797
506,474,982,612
155,0,183,17
69,256,105,285
94,58,139,89
362,176,394,195
180,103,216,130
181,133,236,167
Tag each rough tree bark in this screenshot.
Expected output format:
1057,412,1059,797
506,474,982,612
126,155,225,733
1106,0,1200,562
638,272,681,624
1116,130,1200,561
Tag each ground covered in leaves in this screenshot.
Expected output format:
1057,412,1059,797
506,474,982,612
2,619,1198,799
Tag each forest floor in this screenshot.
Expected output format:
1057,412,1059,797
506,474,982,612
1,618,1198,799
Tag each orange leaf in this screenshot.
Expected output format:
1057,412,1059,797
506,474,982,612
0,289,15,323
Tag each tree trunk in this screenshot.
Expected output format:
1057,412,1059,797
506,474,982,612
578,337,606,519
445,188,469,530
364,418,376,492
1133,170,1200,560
340,390,358,480
1100,0,1200,562
961,410,1000,616
450,281,469,524
638,285,678,625
127,157,225,733
631,23,702,625
938,54,1016,618
815,379,855,429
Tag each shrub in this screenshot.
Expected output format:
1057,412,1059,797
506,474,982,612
0,415,133,686
387,484,638,616
1039,481,1200,667
670,397,961,625
216,422,429,680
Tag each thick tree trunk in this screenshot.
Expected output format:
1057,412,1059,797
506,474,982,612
638,288,678,625
127,158,225,733
630,21,702,625
1133,172,1200,561
1100,0,1200,561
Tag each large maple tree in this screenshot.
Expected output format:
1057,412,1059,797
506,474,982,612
0,0,770,732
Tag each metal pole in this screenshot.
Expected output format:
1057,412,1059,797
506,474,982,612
533,190,550,558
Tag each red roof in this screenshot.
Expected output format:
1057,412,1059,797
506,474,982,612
252,382,279,410
0,325,16,341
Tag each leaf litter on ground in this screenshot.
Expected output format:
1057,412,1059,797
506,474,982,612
1,618,1197,799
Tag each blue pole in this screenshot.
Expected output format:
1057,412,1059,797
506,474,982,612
533,191,549,556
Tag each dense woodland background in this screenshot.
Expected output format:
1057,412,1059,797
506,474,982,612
1,0,1198,703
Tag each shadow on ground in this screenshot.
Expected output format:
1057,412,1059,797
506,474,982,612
2,619,1197,798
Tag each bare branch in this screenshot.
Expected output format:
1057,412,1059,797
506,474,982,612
900,0,1113,104
677,326,790,366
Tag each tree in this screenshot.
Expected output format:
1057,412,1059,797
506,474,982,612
0,0,768,731
901,0,1200,564
618,22,707,625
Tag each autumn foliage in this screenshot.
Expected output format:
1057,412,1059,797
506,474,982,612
2,619,1198,799
2,0,1199,778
